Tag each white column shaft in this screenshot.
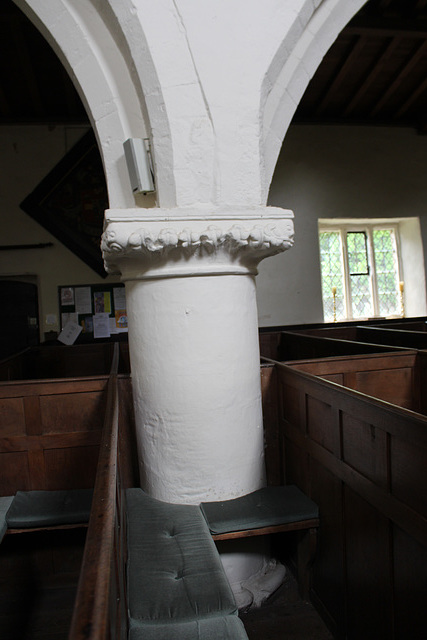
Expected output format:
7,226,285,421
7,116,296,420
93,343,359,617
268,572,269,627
126,273,265,504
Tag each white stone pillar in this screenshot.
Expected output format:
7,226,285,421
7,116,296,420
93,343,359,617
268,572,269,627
102,206,293,605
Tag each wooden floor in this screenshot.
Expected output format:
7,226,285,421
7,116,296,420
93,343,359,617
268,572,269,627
241,568,333,640
0,529,85,640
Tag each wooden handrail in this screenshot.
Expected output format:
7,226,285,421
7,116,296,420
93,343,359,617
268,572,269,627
68,344,120,640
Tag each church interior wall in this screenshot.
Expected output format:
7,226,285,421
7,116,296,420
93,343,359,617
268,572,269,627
2,122,427,340
259,124,427,326
0,125,121,340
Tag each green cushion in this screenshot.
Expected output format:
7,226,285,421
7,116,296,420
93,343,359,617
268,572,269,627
126,488,237,624
129,615,248,640
6,489,93,528
0,496,14,542
200,485,319,535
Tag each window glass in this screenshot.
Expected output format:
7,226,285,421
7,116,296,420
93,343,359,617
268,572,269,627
319,225,401,322
373,228,400,316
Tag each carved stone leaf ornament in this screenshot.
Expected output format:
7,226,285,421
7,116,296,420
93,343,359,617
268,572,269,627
101,209,294,278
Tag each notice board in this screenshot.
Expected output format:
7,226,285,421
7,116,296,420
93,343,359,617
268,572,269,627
58,283,127,342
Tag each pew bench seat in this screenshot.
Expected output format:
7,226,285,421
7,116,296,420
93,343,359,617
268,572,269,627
126,488,249,640
1,489,93,539
200,485,319,598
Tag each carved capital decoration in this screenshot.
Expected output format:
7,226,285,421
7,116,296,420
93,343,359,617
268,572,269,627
101,207,294,279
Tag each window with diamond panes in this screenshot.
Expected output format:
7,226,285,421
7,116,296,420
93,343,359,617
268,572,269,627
319,226,401,322
347,231,373,319
373,229,400,316
319,231,345,322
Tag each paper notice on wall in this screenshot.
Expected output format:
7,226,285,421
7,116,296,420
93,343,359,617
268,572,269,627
94,291,111,314
109,317,118,335
58,321,82,345
75,286,92,314
113,287,126,310
60,287,74,306
93,312,110,339
61,312,78,328
115,310,128,332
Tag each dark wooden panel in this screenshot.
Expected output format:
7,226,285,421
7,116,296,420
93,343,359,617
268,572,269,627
320,373,344,384
310,459,345,637
280,377,304,430
391,435,427,518
39,391,105,434
289,351,419,410
273,361,427,639
306,395,340,456
0,451,30,495
261,365,282,485
284,439,309,496
393,524,427,639
350,367,414,408
356,326,427,349
344,487,393,640
0,397,25,435
44,445,100,490
342,412,388,488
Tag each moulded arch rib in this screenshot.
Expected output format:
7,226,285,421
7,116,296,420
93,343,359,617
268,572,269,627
261,0,368,200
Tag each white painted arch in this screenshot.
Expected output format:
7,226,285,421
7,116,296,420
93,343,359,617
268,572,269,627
13,0,174,208
14,0,370,212
262,0,367,199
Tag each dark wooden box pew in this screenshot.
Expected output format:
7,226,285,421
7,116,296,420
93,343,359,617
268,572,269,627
282,349,423,412
260,328,408,363
0,342,132,638
355,324,427,350
261,358,427,639
0,341,130,382
69,363,322,639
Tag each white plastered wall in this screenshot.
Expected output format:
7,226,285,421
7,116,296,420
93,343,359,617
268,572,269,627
0,125,123,338
259,125,427,326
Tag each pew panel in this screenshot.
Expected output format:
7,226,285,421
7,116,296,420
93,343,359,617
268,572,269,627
0,377,109,496
274,363,427,639
286,351,420,411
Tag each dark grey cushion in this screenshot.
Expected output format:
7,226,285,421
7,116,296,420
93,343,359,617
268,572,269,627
0,496,14,542
6,489,93,528
200,485,319,535
129,615,248,640
126,488,237,623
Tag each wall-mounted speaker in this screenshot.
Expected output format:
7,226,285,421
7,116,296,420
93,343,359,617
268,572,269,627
123,138,155,194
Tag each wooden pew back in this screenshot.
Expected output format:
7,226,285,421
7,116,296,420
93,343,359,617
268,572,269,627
0,376,109,496
284,350,420,411
68,351,137,640
268,361,427,638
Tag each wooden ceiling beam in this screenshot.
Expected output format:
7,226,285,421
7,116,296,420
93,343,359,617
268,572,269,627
394,75,427,118
370,38,427,116
346,24,427,38
344,35,402,116
316,36,367,115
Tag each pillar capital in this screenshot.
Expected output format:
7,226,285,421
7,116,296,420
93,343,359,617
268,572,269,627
101,206,294,280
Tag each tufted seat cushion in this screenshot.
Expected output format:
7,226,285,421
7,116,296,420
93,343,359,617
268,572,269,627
200,485,319,535
126,488,238,625
0,496,14,542
5,489,93,528
128,614,249,640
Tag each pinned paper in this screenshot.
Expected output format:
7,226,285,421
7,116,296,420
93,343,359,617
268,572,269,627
58,321,82,345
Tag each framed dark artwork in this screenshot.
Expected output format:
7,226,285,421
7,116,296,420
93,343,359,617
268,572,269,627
20,130,109,277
